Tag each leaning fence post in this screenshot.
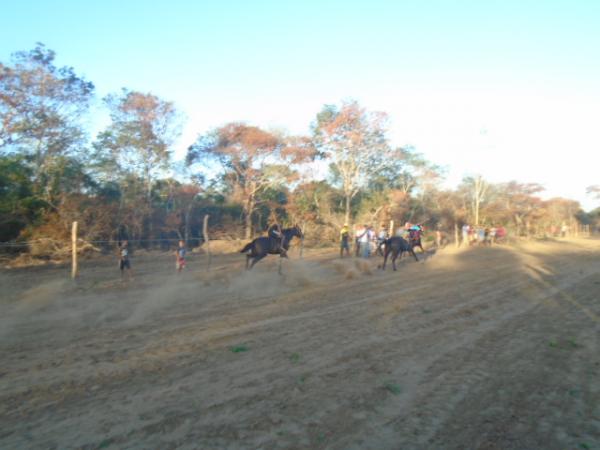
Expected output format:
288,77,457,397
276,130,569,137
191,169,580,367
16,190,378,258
71,221,78,279
203,214,211,270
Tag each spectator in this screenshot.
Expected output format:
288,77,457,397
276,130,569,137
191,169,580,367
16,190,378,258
340,223,350,258
462,224,470,247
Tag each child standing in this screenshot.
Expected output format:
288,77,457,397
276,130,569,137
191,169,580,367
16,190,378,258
340,224,350,258
176,240,186,272
119,240,132,280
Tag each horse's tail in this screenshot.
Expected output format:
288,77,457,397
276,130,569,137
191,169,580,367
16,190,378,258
240,242,253,253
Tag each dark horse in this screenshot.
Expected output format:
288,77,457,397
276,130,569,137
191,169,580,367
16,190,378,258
240,225,304,273
379,236,419,271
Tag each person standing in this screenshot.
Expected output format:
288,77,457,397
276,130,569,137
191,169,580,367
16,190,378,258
340,223,351,258
175,240,187,272
118,240,132,280
361,225,374,258
435,227,442,248
461,224,470,247
354,224,365,257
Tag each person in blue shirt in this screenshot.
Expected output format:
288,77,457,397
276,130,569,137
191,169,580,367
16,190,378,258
175,240,186,272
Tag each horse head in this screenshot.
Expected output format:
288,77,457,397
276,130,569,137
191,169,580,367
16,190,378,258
292,224,304,239
282,224,303,240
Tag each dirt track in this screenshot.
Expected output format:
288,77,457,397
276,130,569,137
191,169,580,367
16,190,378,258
1,239,599,449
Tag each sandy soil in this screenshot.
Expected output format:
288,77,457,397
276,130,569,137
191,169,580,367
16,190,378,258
0,239,599,449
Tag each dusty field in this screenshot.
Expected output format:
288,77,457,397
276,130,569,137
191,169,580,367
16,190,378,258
1,239,599,449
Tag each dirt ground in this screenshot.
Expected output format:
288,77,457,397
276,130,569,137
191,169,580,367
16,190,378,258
1,238,599,449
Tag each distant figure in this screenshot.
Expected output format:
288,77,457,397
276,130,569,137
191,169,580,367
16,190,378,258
118,240,132,280
340,223,351,258
354,224,365,257
496,226,507,243
461,224,470,247
357,224,372,258
477,227,485,244
561,223,568,238
468,226,476,245
176,240,186,272
484,227,491,245
435,228,442,248
489,227,497,244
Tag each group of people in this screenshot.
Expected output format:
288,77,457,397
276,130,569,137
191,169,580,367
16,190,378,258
461,224,506,246
339,222,425,258
117,239,187,280
117,223,290,279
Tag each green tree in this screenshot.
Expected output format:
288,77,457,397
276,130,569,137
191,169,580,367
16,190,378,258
94,89,181,201
187,123,313,239
0,43,94,202
311,101,397,224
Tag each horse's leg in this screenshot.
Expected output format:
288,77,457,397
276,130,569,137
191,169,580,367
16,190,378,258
248,254,266,270
382,248,389,270
392,250,398,271
278,255,283,275
410,248,419,262
246,254,251,270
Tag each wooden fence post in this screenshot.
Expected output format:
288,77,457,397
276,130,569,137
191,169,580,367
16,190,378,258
389,220,394,237
72,221,78,279
203,214,211,270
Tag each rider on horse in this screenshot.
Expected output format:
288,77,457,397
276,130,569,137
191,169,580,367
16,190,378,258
268,223,287,256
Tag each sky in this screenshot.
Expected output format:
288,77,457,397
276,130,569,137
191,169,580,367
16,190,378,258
1,0,599,210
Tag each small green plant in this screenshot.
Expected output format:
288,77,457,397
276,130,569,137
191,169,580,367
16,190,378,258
579,443,590,449
568,338,579,348
384,382,402,395
548,340,558,348
289,353,301,363
229,345,249,353
97,439,112,449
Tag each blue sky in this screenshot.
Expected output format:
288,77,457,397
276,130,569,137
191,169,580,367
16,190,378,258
1,0,599,210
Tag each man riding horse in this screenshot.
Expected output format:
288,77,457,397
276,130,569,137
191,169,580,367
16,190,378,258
267,223,287,257
240,224,303,273
408,223,425,253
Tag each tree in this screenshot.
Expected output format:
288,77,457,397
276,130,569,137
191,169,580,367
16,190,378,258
0,43,94,202
94,89,181,202
187,123,314,239
311,101,396,224
461,175,489,226
498,181,545,236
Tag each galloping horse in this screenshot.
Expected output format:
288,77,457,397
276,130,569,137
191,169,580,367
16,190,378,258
240,225,304,273
378,236,419,271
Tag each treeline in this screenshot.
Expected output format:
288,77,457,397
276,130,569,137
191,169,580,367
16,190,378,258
1,44,598,256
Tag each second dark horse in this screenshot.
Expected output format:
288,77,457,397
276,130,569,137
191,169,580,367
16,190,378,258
240,225,304,273
379,236,419,271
